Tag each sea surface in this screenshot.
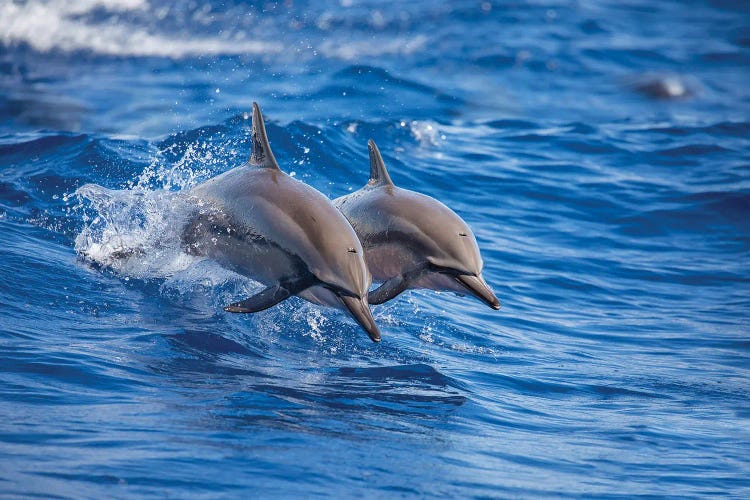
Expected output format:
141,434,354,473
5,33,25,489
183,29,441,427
1,0,749,497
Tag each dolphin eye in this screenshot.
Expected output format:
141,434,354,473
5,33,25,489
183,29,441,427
347,247,357,253
458,232,467,237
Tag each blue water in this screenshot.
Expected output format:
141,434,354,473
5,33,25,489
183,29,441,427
2,0,749,497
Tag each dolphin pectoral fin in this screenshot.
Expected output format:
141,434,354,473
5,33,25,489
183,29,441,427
368,275,409,305
455,275,501,310
224,283,291,313
339,295,381,342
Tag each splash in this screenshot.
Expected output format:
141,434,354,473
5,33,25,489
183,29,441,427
73,183,196,277
407,120,444,147
71,133,248,289
72,179,265,310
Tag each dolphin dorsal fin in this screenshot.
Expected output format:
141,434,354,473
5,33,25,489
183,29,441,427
248,102,280,170
367,139,394,187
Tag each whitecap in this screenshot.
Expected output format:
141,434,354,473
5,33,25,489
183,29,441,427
0,0,281,58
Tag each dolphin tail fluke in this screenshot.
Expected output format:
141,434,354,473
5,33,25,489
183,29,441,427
368,275,409,305
225,283,290,313
367,139,394,187
249,102,281,171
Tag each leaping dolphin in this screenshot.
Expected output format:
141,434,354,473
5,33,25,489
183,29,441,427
334,140,500,310
183,103,381,342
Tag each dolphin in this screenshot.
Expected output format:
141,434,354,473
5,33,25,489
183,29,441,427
182,103,381,342
334,140,500,310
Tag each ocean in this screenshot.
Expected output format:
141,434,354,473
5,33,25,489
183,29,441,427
1,0,749,497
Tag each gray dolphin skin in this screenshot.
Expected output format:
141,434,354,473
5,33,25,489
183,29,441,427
334,140,500,310
182,103,381,342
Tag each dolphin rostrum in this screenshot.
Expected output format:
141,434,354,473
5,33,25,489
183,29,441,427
334,140,500,310
183,103,381,341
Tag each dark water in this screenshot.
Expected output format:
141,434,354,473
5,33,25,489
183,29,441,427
2,0,749,497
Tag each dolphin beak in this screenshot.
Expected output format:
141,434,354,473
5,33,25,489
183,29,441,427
455,274,501,310
339,295,382,342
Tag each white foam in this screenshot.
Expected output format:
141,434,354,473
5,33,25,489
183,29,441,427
0,0,281,58
409,120,443,147
71,136,211,278
319,35,426,61
660,77,687,98
73,183,195,277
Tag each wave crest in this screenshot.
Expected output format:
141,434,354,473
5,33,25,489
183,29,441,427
0,0,281,58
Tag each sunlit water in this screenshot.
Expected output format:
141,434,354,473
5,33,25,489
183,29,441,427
1,0,749,497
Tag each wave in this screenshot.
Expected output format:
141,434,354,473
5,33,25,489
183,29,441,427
319,35,427,60
0,1,430,61
0,0,281,58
